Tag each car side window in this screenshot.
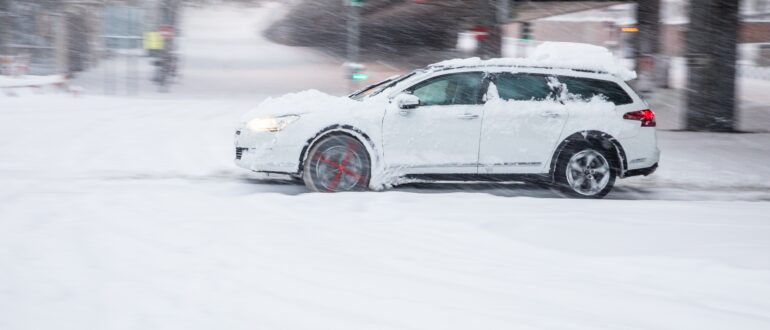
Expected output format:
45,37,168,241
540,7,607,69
409,72,485,106
557,76,633,105
494,73,554,101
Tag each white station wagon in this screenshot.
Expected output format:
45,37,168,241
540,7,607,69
235,45,659,198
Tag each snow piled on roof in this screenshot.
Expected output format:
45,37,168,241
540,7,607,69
432,42,637,81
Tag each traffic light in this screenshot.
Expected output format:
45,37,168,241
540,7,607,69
349,0,364,7
345,63,368,81
352,72,368,81
521,22,532,41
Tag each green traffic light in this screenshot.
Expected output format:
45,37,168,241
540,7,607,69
352,73,368,81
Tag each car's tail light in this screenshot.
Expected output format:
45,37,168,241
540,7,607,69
623,109,656,127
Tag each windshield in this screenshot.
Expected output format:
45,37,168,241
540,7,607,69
349,71,419,101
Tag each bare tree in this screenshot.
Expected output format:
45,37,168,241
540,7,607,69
0,0,10,55
685,0,741,132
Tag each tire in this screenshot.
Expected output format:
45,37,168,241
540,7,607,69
303,135,371,192
553,143,616,199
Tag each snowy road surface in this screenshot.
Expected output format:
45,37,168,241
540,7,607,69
2,3,770,330
2,94,770,330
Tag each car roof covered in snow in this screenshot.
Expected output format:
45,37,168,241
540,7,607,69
428,42,637,81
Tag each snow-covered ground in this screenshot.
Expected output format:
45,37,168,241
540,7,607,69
2,4,770,330
0,75,65,88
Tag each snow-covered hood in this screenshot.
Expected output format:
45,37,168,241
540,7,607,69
241,90,363,122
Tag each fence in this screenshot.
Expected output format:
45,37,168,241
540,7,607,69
3,2,60,75
0,55,30,76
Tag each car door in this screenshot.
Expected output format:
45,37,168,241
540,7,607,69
382,71,487,174
478,72,568,174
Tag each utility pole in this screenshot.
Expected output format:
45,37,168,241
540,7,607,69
478,0,506,58
345,0,365,91
161,0,179,27
497,0,510,29
347,0,361,65
154,0,181,92
685,0,741,132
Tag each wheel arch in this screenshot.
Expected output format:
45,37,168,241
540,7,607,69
298,125,379,175
548,130,628,180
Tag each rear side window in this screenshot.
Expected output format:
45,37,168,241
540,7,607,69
494,73,553,101
557,76,633,105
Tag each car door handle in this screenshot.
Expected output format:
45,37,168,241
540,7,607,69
457,113,479,120
540,112,561,118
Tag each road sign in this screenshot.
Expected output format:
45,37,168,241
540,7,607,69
144,32,164,50
472,25,489,42
159,25,175,40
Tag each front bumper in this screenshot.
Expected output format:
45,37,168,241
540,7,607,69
234,128,302,174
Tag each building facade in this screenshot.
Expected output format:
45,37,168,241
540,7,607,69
0,0,169,75
504,0,770,66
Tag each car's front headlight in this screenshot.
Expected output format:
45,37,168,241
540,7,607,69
246,115,300,132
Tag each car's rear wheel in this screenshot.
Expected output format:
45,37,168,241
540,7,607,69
303,135,371,192
554,145,616,198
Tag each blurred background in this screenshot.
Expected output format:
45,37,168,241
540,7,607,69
1,0,768,132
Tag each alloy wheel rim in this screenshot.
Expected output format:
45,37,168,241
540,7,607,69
566,149,611,196
313,144,365,192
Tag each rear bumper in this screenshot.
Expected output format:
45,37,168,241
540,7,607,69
619,128,660,171
623,162,658,178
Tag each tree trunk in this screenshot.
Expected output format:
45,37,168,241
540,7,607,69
685,0,740,132
0,0,10,55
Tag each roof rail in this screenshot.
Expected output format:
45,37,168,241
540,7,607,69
428,42,637,81
428,62,611,76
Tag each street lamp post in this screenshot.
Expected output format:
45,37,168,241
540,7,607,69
345,0,365,91
478,0,510,58
347,0,361,65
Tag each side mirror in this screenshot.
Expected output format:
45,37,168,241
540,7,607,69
395,93,420,110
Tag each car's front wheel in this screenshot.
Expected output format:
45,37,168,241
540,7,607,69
303,135,371,192
554,145,616,198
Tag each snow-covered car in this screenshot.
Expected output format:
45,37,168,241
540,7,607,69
235,43,659,198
